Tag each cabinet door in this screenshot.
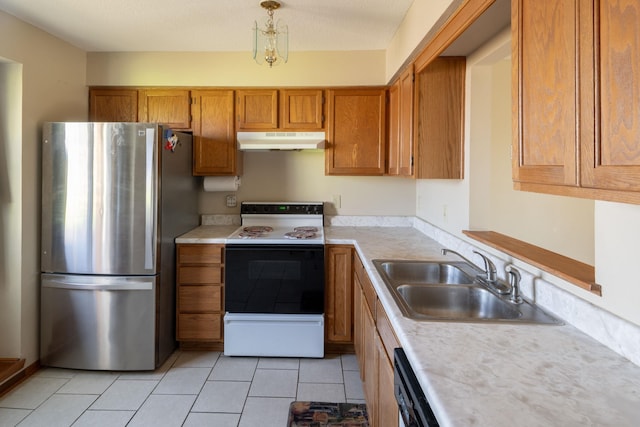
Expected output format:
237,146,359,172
388,68,415,177
192,90,240,176
399,66,414,176
353,272,365,381
512,0,580,187
362,298,378,427
89,89,138,122
415,57,465,179
236,89,278,129
326,89,386,175
138,89,191,129
281,89,324,129
387,81,401,176
325,245,353,343
581,0,640,192
376,337,399,427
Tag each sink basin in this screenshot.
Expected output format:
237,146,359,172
396,284,521,320
375,260,476,284
372,259,562,324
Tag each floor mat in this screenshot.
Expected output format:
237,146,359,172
287,401,369,427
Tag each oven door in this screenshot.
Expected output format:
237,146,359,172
224,244,324,314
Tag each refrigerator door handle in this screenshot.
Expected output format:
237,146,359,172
43,278,153,291
144,127,156,271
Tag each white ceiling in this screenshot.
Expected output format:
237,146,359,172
0,0,415,52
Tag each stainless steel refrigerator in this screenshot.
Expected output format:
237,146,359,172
40,122,198,371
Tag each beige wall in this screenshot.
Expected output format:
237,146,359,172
0,61,22,358
385,0,457,79
417,28,640,327
86,0,461,87
0,10,87,364
199,151,415,216
87,51,387,87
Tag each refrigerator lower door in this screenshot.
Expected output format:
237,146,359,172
40,274,156,371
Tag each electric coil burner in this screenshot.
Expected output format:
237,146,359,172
224,202,325,358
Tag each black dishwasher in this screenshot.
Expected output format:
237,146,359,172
394,348,440,427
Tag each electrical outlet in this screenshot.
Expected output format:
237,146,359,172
226,195,237,207
332,194,341,209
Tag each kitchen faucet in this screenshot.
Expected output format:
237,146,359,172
441,248,509,294
472,251,497,283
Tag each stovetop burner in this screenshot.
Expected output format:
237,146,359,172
284,230,318,240
243,226,274,233
239,226,274,238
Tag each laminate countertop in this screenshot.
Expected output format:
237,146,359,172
176,225,640,427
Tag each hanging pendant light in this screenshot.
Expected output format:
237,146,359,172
252,1,288,67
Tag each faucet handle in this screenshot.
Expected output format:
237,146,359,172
506,265,523,304
472,251,497,282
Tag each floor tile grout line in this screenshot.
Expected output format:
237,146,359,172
3,352,364,427
234,356,260,424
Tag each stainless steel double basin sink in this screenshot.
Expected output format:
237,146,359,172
373,260,561,324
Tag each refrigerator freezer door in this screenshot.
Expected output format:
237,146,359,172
40,273,156,371
41,122,159,275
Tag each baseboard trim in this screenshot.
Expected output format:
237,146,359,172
0,359,39,398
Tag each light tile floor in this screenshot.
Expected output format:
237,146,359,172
0,351,364,427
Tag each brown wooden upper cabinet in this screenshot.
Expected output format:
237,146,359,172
138,89,191,130
236,89,324,130
89,89,138,122
513,0,640,204
281,89,325,129
236,89,279,129
325,88,386,176
414,57,466,179
191,90,241,176
387,66,414,177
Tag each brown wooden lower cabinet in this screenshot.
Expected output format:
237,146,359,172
376,338,398,427
325,245,354,343
177,313,222,341
362,294,378,425
354,252,399,427
353,267,365,379
176,244,224,344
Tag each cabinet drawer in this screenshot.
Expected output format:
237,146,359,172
376,299,399,361
178,266,223,284
178,285,222,312
177,313,222,341
177,244,223,264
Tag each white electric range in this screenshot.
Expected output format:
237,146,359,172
223,202,326,358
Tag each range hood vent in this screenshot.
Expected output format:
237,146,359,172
237,131,326,151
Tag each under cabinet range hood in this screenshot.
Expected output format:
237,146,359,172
237,131,326,151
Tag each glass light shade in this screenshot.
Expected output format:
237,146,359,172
252,19,288,67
